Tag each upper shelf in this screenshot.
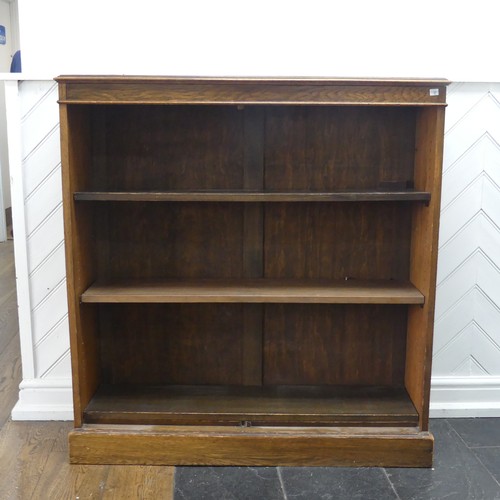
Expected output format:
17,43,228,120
81,278,424,305
56,76,450,106
74,190,431,203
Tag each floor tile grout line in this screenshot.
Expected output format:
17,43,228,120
445,420,500,488
446,419,472,447
470,451,500,489
447,419,500,450
381,468,402,500
469,445,500,449
276,467,288,500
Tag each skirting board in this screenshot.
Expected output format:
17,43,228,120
10,376,500,420
430,376,500,417
11,378,73,421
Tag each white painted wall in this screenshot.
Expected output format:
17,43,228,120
17,0,500,82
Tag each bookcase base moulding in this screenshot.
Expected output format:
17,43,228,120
57,76,448,467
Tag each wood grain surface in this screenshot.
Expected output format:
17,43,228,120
84,385,418,427
0,242,21,427
74,190,431,202
405,107,446,430
69,424,434,467
81,278,424,304
56,76,448,106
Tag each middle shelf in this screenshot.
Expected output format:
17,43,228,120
74,190,431,203
81,279,424,304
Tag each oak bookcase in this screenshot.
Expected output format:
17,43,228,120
57,76,448,466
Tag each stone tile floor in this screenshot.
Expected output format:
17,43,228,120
175,418,500,500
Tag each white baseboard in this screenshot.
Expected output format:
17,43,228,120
11,378,73,421
10,375,500,421
430,376,500,418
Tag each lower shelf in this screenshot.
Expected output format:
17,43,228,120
84,385,418,427
69,424,433,467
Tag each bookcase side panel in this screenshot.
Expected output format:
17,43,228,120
60,101,100,426
406,106,446,430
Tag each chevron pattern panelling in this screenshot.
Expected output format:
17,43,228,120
433,83,500,387
19,80,71,380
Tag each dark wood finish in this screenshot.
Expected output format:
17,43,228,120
99,203,245,279
264,203,412,280
55,76,448,106
69,425,434,467
242,107,265,386
98,105,245,192
74,190,431,202
84,385,418,427
81,279,424,304
265,107,417,191
99,304,246,386
406,107,446,430
264,305,407,386
58,77,447,466
96,303,408,388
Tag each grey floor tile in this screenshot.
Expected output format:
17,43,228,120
448,418,500,447
174,466,284,500
472,447,500,485
385,420,500,500
279,466,398,500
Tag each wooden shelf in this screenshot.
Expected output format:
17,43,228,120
74,190,431,203
84,385,419,427
81,279,424,304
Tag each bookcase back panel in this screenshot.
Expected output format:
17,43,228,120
97,302,406,388
264,304,407,386
264,107,417,191
83,105,417,193
99,303,247,385
96,203,246,279
91,105,246,191
264,203,412,280
93,202,412,282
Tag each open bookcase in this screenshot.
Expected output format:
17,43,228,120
57,77,448,466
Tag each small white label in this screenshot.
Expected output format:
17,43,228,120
429,88,440,96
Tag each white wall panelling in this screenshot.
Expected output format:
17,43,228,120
430,83,500,417
6,81,500,419
6,79,72,420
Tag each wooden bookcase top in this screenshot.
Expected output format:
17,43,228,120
56,76,450,106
